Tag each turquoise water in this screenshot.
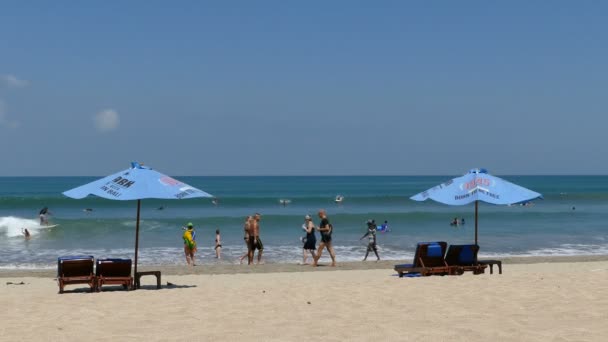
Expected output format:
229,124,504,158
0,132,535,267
1,176,607,269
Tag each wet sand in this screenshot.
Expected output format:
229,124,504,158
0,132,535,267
2,254,608,278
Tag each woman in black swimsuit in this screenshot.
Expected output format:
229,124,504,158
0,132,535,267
215,229,222,259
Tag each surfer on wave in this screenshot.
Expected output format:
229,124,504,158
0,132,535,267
39,207,51,226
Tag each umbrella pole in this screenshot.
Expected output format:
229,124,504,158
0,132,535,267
134,199,141,289
474,200,479,245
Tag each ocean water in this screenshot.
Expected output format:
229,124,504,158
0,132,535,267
1,176,607,269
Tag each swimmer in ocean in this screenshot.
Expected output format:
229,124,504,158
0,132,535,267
22,228,31,240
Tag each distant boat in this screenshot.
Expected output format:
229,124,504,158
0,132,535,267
279,199,291,206
335,195,344,203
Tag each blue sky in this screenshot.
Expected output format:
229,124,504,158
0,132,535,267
1,1,606,176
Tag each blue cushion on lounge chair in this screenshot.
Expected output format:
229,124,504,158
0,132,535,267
58,255,94,261
427,244,443,257
459,246,475,264
404,273,421,277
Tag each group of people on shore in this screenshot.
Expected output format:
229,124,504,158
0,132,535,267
182,209,388,266
299,209,336,266
303,215,386,264
182,222,222,266
237,211,337,266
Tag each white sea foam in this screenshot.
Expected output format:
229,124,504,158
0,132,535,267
1,241,607,269
521,244,608,256
0,216,46,237
0,244,415,269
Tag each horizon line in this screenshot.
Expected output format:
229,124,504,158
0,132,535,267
1,174,607,178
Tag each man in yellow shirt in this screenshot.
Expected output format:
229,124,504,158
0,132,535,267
183,222,197,266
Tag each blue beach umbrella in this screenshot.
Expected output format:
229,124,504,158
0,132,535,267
63,162,213,279
410,168,542,245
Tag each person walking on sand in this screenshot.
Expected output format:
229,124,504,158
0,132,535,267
360,220,380,261
239,216,252,264
248,213,264,264
312,209,336,267
214,229,222,259
183,222,197,266
302,215,316,264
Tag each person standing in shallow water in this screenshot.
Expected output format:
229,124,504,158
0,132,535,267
302,215,316,264
312,209,336,267
360,220,380,261
239,216,252,264
249,213,264,264
183,222,197,266
214,229,222,259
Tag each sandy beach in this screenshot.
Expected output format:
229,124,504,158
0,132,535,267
1,257,607,342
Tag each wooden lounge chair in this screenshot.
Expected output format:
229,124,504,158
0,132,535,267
444,244,487,275
57,255,96,293
394,242,453,277
96,258,133,291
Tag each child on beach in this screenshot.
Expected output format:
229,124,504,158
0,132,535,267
215,229,222,259
360,220,380,261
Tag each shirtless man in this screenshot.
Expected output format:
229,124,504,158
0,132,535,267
312,209,336,267
248,213,264,264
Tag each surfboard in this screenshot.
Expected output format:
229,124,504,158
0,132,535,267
34,224,59,229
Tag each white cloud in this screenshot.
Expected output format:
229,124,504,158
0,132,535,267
2,74,29,88
0,99,20,129
94,109,120,132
